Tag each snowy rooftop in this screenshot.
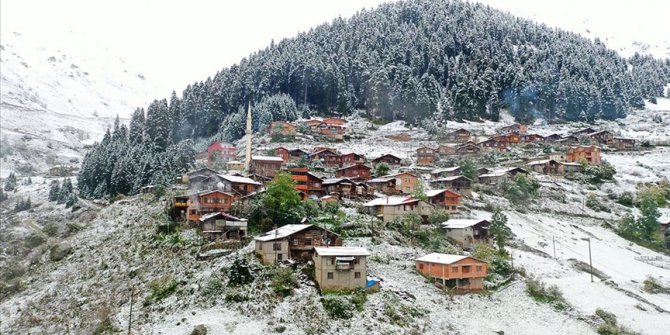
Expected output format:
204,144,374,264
431,175,471,182
322,178,355,185
314,246,370,257
218,174,262,185
527,159,552,166
254,224,312,242
441,219,489,229
199,212,245,222
415,253,469,265
251,155,284,162
431,166,460,174
425,189,460,198
364,196,416,207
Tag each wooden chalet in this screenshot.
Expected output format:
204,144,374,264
375,172,419,194
431,166,461,179
363,196,434,222
498,123,528,134
186,190,235,222
455,143,481,156
288,148,310,162
527,159,562,175
341,152,366,165
572,127,597,137
478,167,528,185
416,254,487,291
372,154,403,167
521,134,544,143
476,167,492,176
561,162,583,173
184,168,219,184
443,128,473,143
441,219,490,249
613,137,635,150
566,145,601,165
416,146,437,166
304,119,326,131
211,174,262,197
289,167,323,197
274,147,290,162
319,124,346,141
544,134,563,142
367,176,399,195
322,178,369,198
254,224,342,264
335,164,372,181
310,149,342,167
478,139,508,152
589,130,614,146
250,155,284,178
426,189,461,213
323,117,347,126
437,144,457,156
199,212,247,242
429,175,472,196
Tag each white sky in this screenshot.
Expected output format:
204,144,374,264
2,0,669,97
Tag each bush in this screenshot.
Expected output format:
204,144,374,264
224,289,249,303
617,192,634,207
228,258,254,286
148,276,179,302
595,308,617,326
642,276,669,294
49,243,73,261
322,296,354,319
502,174,540,205
23,233,45,248
595,307,641,335
429,209,450,226
586,193,610,212
202,277,226,296
190,325,208,335
491,256,512,276
525,276,567,310
272,267,298,296
1,260,26,281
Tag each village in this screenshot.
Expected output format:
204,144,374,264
164,110,664,299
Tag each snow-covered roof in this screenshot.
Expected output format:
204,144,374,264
218,174,262,185
425,189,461,198
527,159,552,166
368,177,393,183
199,212,245,222
251,155,284,162
254,224,313,242
560,162,582,166
479,172,507,178
314,246,370,257
431,175,471,182
415,253,469,265
441,219,489,229
322,178,355,185
363,196,417,207
226,160,243,164
431,166,460,174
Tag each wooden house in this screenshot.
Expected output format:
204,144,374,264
613,137,635,150
589,130,614,146
250,155,284,178
416,147,437,166
323,117,347,126
429,176,472,196
556,135,579,146
367,176,398,195
561,162,583,173
199,212,247,242
186,190,235,222
341,152,366,165
441,219,490,249
426,189,461,213
455,143,481,156
313,247,369,291
544,134,563,142
478,139,508,152
270,121,297,136
304,118,326,130
319,124,346,141
254,224,342,264
170,195,189,221
274,147,290,162
363,196,434,222
572,127,597,137
476,167,492,177
336,164,372,181
288,148,310,162
437,144,457,156
322,178,369,198
478,167,528,185
371,154,403,167
566,145,601,165
213,174,262,197
431,167,461,179
289,167,323,196
521,134,544,143
207,141,237,163
310,149,342,167
527,159,563,175
184,168,219,184
498,123,528,134
443,128,473,143
225,160,244,171
416,254,487,291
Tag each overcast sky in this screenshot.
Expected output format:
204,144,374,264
2,0,669,97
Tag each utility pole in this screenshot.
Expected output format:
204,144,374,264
582,237,593,283
553,236,556,259
127,285,135,335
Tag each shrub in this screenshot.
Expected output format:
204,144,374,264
595,308,618,326
642,276,669,294
586,193,610,212
43,223,59,237
525,276,567,310
322,296,354,319
617,192,634,207
491,256,512,276
272,267,298,296
228,258,254,286
49,243,73,261
23,233,45,248
202,277,226,296
190,325,208,335
429,209,450,226
595,307,641,335
224,289,249,303
149,276,179,301
1,260,26,281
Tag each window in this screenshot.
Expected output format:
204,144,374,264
327,272,334,280
419,263,424,270
354,257,360,265
462,265,471,273
304,238,312,245
330,257,335,265
354,272,361,279
452,266,459,273
273,242,282,251
476,266,482,272
277,253,283,261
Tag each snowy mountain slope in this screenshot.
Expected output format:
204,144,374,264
0,28,162,177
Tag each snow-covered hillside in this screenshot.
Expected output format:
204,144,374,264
0,28,162,177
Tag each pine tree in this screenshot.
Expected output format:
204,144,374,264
4,172,17,191
490,209,512,254
637,195,660,241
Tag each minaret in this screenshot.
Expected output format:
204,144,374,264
244,102,253,172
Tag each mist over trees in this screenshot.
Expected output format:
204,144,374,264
78,0,670,198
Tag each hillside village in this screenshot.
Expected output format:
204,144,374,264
2,104,670,334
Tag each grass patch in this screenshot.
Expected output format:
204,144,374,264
146,276,179,304
321,289,368,319
642,276,670,294
595,307,641,335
